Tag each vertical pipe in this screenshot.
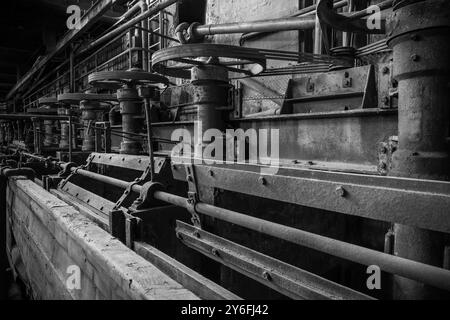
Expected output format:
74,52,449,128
314,1,323,54
342,0,352,46
387,0,450,299
70,46,75,92
140,0,149,71
144,98,155,180
118,87,142,155
68,116,73,162
190,65,228,159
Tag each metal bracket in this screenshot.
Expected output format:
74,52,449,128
342,73,352,88
109,209,126,243
185,163,201,228
109,209,142,249
113,164,153,211
43,175,64,191
58,154,94,190
129,181,164,212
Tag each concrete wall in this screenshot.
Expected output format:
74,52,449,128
5,177,198,300
205,0,300,52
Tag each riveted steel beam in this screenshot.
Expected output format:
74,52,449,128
176,221,374,300
171,162,450,234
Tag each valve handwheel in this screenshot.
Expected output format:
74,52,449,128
57,93,117,103
57,93,117,152
151,44,267,79
87,69,169,155
88,68,169,89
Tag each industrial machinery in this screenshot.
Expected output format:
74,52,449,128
0,0,449,301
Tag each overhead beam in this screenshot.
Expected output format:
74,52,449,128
6,0,119,100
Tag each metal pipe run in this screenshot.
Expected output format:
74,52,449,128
240,0,348,44
196,16,316,35
55,163,450,292
151,190,450,292
179,16,316,43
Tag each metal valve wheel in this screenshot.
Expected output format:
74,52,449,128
88,68,169,90
151,44,267,79
57,93,117,104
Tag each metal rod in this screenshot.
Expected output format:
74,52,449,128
193,16,316,38
68,116,73,162
141,1,149,71
151,190,450,292
144,98,155,180
240,0,348,43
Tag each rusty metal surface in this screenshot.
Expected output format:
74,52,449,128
58,181,112,224
151,44,267,79
171,162,450,233
90,152,167,174
88,69,169,89
57,93,117,103
149,189,450,292
176,221,374,300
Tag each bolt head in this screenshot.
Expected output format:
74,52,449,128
335,186,346,197
411,54,420,62
262,271,271,281
211,248,219,257
258,177,267,185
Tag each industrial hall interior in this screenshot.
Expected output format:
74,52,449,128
0,0,449,301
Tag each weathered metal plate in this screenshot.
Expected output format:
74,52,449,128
176,221,374,300
171,161,450,233
90,152,167,173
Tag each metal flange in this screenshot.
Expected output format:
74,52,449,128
88,69,169,89
151,44,267,79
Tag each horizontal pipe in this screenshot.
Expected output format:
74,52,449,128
240,0,348,43
51,157,450,291
151,190,450,292
194,16,316,37
69,167,133,191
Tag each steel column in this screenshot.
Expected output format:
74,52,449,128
386,0,450,299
